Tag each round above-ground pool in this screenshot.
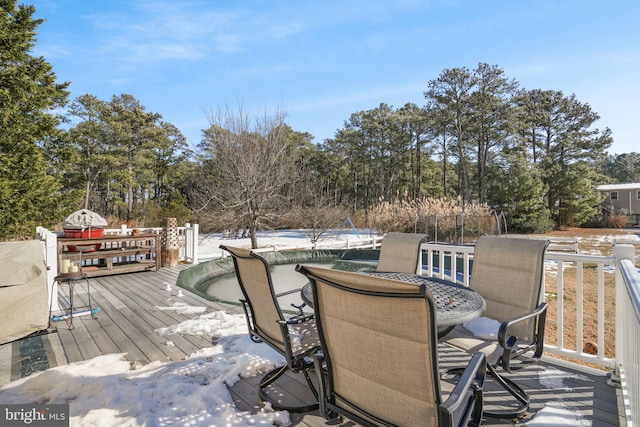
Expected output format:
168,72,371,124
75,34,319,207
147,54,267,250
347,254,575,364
176,249,379,310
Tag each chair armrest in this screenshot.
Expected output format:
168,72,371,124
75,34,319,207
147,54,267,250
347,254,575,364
439,352,486,426
277,317,319,369
278,314,314,325
498,302,547,350
275,287,303,298
275,287,310,316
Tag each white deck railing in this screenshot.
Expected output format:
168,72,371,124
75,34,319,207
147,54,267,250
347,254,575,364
420,240,638,427
616,245,639,427
542,251,617,368
420,242,623,367
103,223,199,264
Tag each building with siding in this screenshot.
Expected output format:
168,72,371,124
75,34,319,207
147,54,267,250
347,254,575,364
596,183,640,227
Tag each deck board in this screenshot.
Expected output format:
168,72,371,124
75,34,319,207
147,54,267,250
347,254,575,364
3,265,624,426
85,279,188,362
91,275,209,354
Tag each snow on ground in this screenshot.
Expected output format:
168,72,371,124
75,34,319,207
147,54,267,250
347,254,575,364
526,402,590,426
527,366,594,426
197,228,379,261
538,368,592,392
543,232,640,276
577,233,639,256
0,312,290,426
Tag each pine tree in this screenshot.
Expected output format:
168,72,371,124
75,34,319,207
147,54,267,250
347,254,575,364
489,155,552,233
0,1,71,239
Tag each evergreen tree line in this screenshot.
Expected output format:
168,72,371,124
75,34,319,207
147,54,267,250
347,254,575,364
2,1,639,241
316,65,619,232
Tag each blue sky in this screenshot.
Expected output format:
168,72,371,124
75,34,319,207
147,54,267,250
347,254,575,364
30,0,638,154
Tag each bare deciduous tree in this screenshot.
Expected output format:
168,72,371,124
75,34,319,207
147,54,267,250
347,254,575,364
286,195,348,249
190,106,296,248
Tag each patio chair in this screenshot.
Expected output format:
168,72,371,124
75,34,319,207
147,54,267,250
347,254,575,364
376,232,426,274
440,236,549,419
220,245,321,412
297,265,486,427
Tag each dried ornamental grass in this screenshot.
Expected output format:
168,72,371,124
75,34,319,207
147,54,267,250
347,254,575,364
370,196,494,242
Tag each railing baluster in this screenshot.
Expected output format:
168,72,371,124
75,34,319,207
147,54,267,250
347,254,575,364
557,259,565,351
463,251,471,286
576,260,584,354
597,263,605,359
451,251,458,283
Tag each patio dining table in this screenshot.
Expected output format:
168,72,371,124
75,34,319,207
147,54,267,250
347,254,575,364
300,271,486,329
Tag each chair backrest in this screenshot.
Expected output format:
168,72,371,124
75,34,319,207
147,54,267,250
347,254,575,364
298,265,442,426
376,232,426,274
220,245,286,352
470,236,549,341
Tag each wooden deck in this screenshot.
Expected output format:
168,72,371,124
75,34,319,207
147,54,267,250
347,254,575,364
4,266,626,426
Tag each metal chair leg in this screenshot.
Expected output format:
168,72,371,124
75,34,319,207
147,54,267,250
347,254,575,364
443,364,529,419
259,365,319,412
302,370,319,400
483,364,529,419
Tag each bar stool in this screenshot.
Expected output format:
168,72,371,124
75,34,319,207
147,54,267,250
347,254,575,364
50,273,96,330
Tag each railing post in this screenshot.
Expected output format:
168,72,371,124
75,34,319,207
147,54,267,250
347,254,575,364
614,243,639,427
463,251,471,286
191,223,199,264
36,227,59,312
183,223,191,262
181,223,199,264
614,244,636,372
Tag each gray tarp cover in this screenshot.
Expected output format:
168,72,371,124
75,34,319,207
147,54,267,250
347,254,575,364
62,209,108,230
0,240,49,344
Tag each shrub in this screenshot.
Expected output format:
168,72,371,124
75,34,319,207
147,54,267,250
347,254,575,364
609,214,629,229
